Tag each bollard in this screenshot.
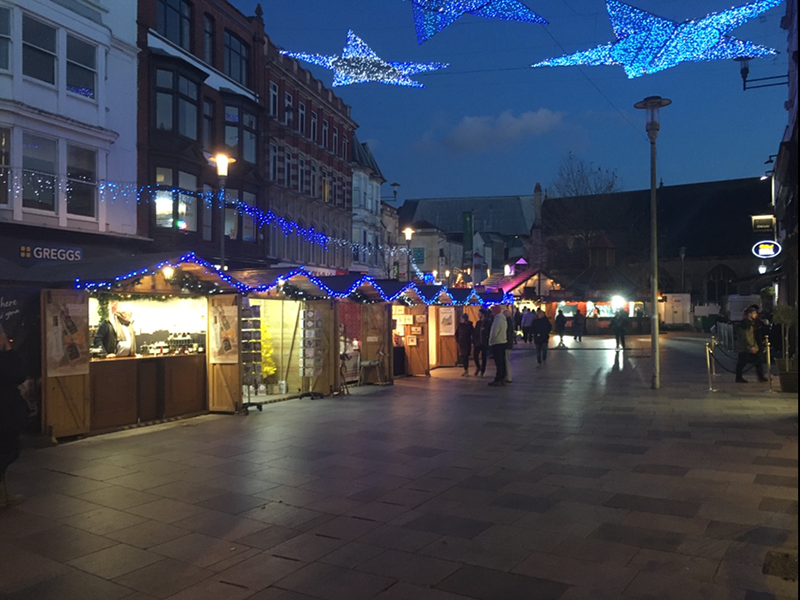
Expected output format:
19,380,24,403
705,342,717,392
710,336,718,377
765,335,773,393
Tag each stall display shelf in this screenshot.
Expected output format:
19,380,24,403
240,305,267,413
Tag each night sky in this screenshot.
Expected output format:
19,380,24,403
234,0,789,204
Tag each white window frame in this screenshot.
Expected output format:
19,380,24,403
66,34,97,100
22,14,57,86
0,7,11,72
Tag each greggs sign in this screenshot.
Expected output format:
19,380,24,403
20,245,83,261
751,240,782,259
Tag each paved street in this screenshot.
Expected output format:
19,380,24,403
0,332,797,600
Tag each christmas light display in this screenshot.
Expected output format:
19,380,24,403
74,252,513,306
408,0,547,44
279,30,449,87
531,0,782,78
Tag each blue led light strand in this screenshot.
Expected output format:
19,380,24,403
531,0,783,78
280,30,449,88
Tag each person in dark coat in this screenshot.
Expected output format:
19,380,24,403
572,310,585,342
554,310,567,345
473,309,490,377
0,328,28,507
532,309,552,366
504,308,515,383
735,306,768,383
611,309,630,350
455,314,474,377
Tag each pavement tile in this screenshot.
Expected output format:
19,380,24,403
356,548,460,586
437,564,571,600
0,569,135,600
104,520,189,549
66,543,164,579
401,512,494,539
13,524,119,562
273,562,397,600
588,523,686,552
704,521,794,546
212,553,306,592
149,532,254,569
419,535,533,571
111,557,213,599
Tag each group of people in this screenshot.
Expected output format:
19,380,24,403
454,305,559,386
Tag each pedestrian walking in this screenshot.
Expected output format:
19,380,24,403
611,308,630,350
488,306,508,386
554,310,567,345
473,309,490,376
455,313,474,377
0,327,29,508
572,309,585,342
513,307,522,344
735,305,768,383
532,308,551,366
520,307,535,343
504,308,515,383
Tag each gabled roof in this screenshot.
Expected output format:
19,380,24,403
352,136,385,182
407,195,536,237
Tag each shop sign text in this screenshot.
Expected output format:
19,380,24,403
20,245,83,261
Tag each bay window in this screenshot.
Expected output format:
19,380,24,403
0,8,10,72
155,167,198,232
66,35,96,99
66,144,96,217
22,15,56,85
22,132,56,212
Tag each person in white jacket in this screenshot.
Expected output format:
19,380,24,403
488,306,508,386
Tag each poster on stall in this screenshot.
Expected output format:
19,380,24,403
439,307,455,336
44,293,90,377
210,305,239,364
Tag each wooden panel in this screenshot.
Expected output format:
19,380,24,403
208,295,240,413
438,308,458,368
89,359,138,431
360,303,391,384
41,289,91,438
405,305,429,376
137,359,160,422
44,375,90,438
165,355,206,417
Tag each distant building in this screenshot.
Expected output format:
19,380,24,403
380,201,400,279
350,137,384,277
0,0,140,261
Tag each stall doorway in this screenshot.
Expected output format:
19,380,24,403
428,305,438,369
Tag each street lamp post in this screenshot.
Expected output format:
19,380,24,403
391,182,400,204
209,153,234,271
403,227,414,282
634,95,671,390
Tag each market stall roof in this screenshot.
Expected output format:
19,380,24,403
372,279,414,302
447,288,482,304
231,267,306,291
14,252,246,292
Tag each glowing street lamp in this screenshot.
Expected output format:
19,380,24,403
403,227,414,282
208,153,235,271
634,95,670,390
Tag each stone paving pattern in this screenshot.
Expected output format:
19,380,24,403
0,333,797,599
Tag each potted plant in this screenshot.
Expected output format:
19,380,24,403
771,304,797,393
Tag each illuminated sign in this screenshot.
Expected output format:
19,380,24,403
19,245,83,261
751,240,782,259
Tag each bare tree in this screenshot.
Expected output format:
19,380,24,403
551,151,620,198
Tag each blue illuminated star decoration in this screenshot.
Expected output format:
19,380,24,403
408,0,547,44
279,30,449,88
531,0,783,78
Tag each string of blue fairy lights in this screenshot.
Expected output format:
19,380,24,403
74,252,514,306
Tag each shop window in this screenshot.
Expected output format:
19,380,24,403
269,81,278,116
202,99,214,150
0,8,10,72
0,127,9,205
242,191,256,242
224,187,238,240
223,30,248,86
66,35,96,99
66,145,96,217
203,14,214,65
157,0,191,51
22,15,56,85
176,171,197,231
22,132,57,212
154,167,198,231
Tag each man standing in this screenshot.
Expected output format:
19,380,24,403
735,306,768,383
532,308,552,366
554,310,567,345
504,307,514,384
521,307,535,343
611,308,630,350
488,306,508,387
473,310,490,376
455,314,474,377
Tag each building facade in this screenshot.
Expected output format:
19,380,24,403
0,0,140,261
350,137,385,277
136,0,355,273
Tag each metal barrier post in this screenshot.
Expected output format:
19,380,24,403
705,342,717,392
710,336,718,376
765,335,773,393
